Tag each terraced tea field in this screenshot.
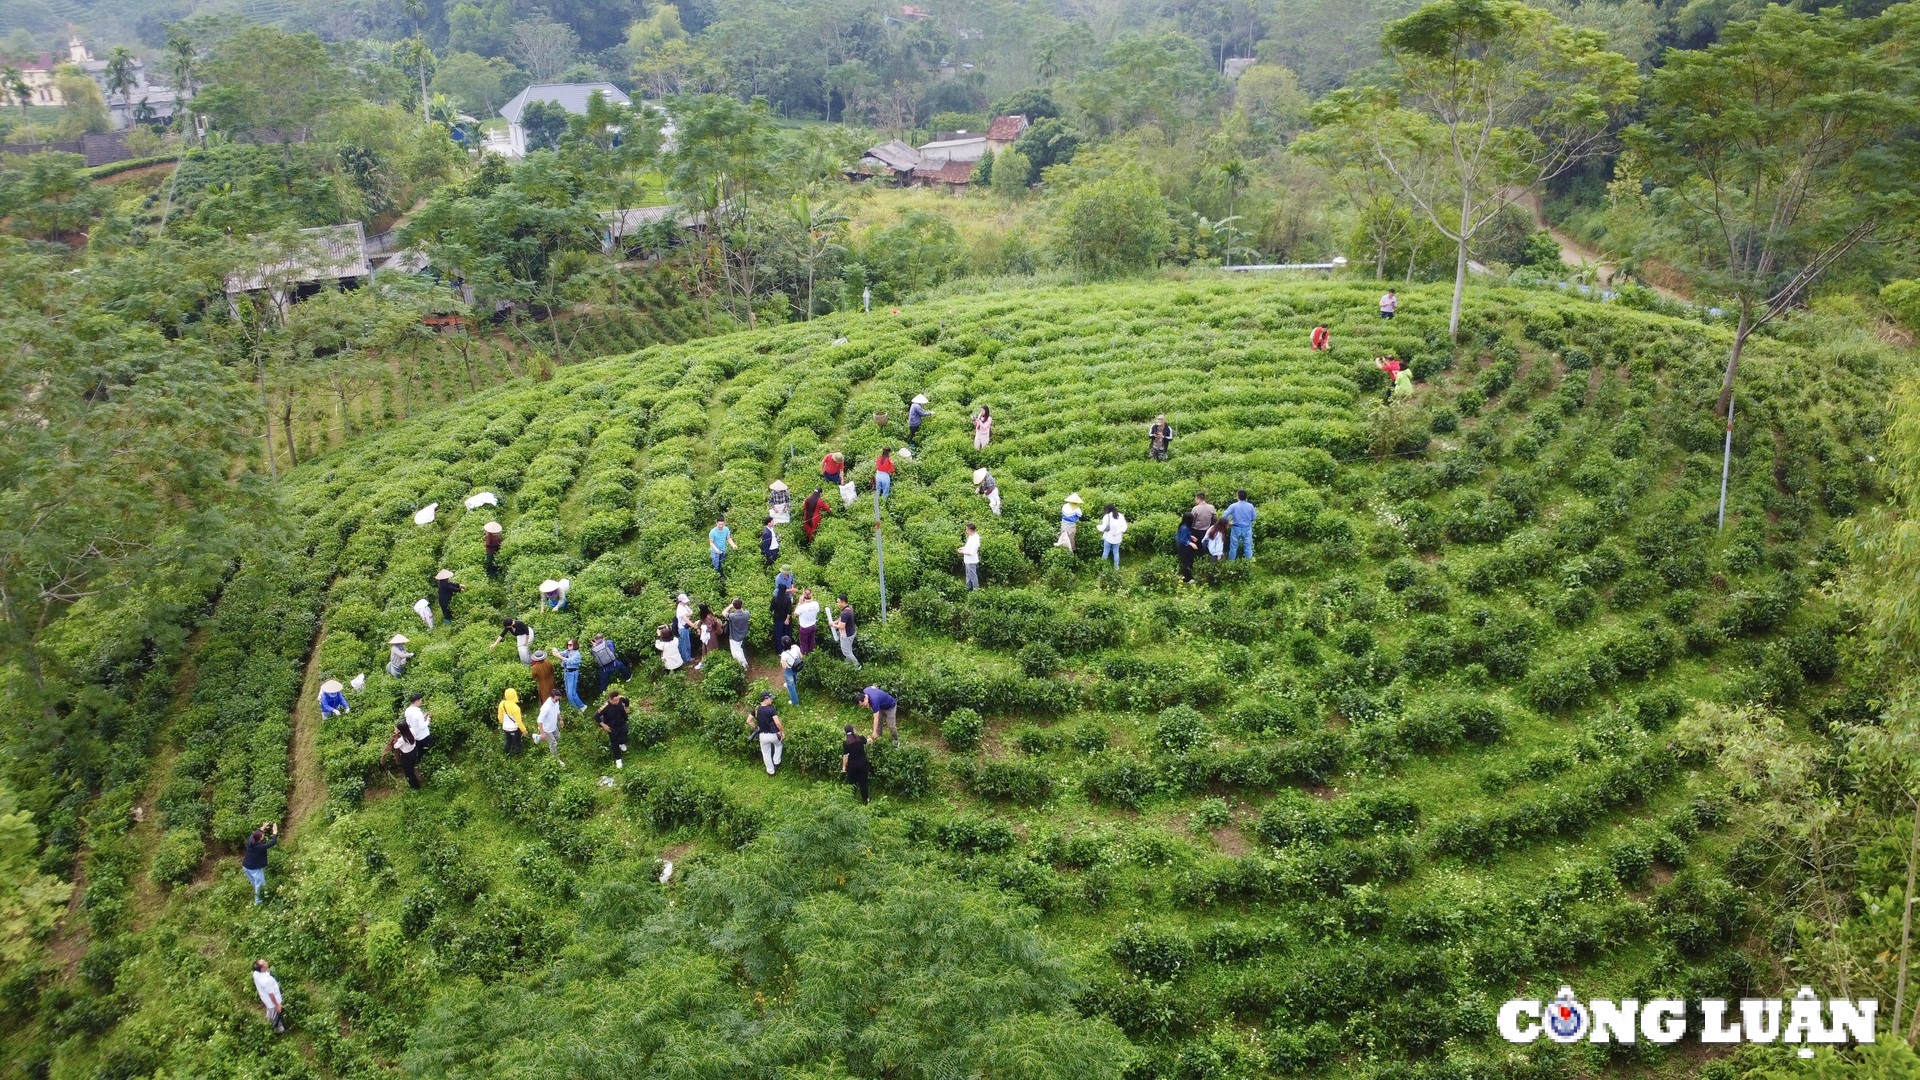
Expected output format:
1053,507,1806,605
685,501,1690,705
55,278,1884,1078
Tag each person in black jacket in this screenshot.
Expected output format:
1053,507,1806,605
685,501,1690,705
760,515,781,567
433,569,464,624
842,726,870,804
242,822,279,905
597,690,631,770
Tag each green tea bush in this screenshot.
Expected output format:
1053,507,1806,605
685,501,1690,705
941,707,984,751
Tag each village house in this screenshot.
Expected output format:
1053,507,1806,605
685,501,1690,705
497,82,631,158
2,36,179,129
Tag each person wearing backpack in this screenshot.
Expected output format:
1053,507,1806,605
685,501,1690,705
589,633,628,691
779,635,804,704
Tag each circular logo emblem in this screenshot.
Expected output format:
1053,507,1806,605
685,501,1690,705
1544,989,1587,1043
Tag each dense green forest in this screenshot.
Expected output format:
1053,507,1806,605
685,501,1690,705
10,0,1920,1076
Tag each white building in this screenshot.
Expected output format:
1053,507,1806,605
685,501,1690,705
498,82,631,157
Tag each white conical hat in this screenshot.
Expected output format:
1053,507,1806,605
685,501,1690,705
389,634,409,644
972,468,988,484
320,679,343,694
413,503,438,525
465,491,498,509
1065,492,1084,505
770,480,788,491
435,569,455,580
540,579,561,593
482,521,503,534
912,394,929,404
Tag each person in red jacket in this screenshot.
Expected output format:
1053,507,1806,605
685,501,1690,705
821,451,845,485
802,487,830,542
1310,325,1331,350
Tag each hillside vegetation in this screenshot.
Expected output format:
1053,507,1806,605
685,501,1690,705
8,278,1894,1078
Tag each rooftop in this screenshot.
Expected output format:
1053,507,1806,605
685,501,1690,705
500,83,632,124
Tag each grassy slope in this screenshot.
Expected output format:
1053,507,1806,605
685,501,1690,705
13,277,1888,1078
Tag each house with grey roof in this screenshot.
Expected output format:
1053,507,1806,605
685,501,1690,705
498,83,631,157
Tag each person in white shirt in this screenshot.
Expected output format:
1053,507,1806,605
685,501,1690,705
252,960,286,1033
674,593,695,665
1379,288,1397,319
1098,504,1129,568
539,578,570,611
655,624,685,672
535,689,563,763
779,635,804,704
957,523,982,590
403,693,432,753
794,588,822,655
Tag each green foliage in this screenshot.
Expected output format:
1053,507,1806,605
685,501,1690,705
942,707,985,751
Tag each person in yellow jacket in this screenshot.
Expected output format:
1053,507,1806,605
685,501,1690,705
498,687,526,756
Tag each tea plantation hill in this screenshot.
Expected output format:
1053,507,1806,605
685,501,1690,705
38,278,1887,1078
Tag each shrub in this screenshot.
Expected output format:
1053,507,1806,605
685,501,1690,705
965,759,1054,805
1070,721,1110,754
942,707,984,751
1110,923,1195,982
1084,756,1155,809
1153,705,1211,753
151,828,204,886
701,657,746,702
1018,641,1062,677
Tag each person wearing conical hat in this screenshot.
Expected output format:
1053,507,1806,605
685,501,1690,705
539,577,569,612
973,467,1001,516
483,521,503,576
317,679,350,718
768,480,791,525
907,394,932,446
529,648,556,703
434,569,464,625
386,635,413,678
1056,493,1084,552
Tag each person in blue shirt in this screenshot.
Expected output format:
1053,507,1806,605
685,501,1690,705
1224,489,1258,562
774,566,795,593
907,395,932,445
709,517,735,574
558,639,587,709
862,685,898,743
317,680,349,719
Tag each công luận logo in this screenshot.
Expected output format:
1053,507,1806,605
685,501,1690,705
1499,987,1876,1058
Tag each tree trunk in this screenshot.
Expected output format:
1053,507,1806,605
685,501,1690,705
1448,192,1471,340
256,361,278,480
1715,306,1752,418
282,399,297,467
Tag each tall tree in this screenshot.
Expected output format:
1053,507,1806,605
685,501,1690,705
666,94,776,326
508,18,579,82
104,47,138,102
1625,4,1920,419
1303,0,1638,338
196,26,349,142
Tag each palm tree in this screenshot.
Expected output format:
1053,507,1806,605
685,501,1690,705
166,32,195,98
1219,159,1248,265
784,188,849,320
403,36,433,119
105,46,137,101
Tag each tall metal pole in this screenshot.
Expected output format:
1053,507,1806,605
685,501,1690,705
1717,392,1735,531
873,482,888,622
